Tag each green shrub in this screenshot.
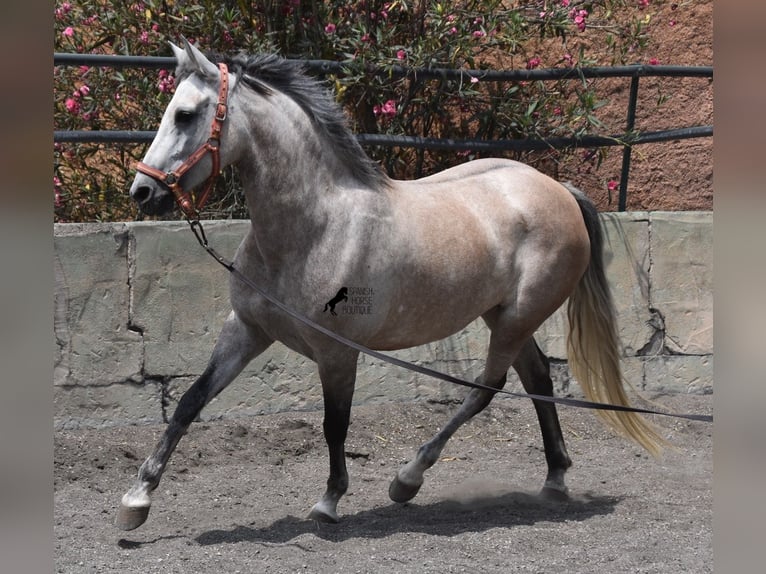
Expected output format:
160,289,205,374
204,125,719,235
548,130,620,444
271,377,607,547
54,1,655,221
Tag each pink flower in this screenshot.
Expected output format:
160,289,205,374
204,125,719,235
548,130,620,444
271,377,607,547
563,53,574,65
448,27,458,35
470,76,479,84
561,0,570,6
55,2,72,19
526,57,541,70
62,26,74,37
157,70,175,94
79,85,90,97
396,49,406,60
373,99,397,119
324,23,336,34
607,180,619,191
472,30,486,38
65,97,80,115
570,8,588,32
639,0,650,7
381,100,397,117
648,57,660,65
140,30,149,44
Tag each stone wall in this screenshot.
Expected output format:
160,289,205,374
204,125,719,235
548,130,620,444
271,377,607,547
53,212,712,429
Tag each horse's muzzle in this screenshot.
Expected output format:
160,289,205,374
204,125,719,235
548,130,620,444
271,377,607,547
130,181,177,216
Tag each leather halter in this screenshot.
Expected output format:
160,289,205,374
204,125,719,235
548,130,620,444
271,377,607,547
135,63,229,219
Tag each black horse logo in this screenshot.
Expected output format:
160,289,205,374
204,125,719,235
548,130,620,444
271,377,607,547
323,287,348,316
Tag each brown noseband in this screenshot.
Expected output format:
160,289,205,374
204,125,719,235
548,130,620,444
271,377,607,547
135,63,229,219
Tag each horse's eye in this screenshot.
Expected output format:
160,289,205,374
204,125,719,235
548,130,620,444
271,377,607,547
175,110,195,125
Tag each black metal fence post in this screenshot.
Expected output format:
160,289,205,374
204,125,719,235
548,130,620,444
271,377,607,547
618,75,641,211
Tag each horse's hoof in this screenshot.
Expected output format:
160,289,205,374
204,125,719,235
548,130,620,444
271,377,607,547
115,504,151,531
540,486,570,502
388,476,422,503
308,503,340,524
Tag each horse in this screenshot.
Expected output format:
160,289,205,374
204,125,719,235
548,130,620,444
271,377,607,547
117,39,665,531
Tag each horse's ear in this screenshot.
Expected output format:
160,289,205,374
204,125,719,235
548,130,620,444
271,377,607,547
180,36,219,79
169,37,218,79
169,41,188,76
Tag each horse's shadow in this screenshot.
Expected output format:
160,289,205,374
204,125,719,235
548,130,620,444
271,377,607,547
193,490,621,546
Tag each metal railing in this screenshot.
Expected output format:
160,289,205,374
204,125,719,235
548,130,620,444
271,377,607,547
54,53,713,211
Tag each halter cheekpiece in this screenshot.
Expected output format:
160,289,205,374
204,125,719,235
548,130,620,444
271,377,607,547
135,63,229,219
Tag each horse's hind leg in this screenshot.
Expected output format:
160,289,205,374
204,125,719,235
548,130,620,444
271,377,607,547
512,337,572,499
115,312,272,531
389,324,523,503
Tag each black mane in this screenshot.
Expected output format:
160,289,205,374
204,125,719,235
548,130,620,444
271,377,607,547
218,53,389,191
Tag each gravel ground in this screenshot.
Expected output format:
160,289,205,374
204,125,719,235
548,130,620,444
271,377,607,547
55,393,712,573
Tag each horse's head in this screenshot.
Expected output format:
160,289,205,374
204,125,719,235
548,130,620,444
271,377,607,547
130,39,235,217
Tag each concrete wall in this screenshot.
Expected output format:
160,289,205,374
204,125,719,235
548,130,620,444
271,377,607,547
53,212,713,429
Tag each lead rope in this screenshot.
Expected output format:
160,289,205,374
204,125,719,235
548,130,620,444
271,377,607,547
187,218,712,424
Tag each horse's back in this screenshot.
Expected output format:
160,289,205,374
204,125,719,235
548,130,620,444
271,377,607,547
397,157,582,223
410,157,534,184
392,157,588,257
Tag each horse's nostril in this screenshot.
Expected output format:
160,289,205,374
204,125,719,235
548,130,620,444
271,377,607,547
132,185,152,203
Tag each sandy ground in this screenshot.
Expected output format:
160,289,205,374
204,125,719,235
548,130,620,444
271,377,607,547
55,392,711,573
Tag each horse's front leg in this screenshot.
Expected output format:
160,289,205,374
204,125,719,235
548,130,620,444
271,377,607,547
308,349,359,523
115,312,272,531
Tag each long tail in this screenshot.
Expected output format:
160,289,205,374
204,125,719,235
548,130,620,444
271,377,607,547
566,188,667,457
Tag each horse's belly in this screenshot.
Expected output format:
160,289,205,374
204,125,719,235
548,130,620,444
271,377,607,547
360,268,506,350
367,311,481,351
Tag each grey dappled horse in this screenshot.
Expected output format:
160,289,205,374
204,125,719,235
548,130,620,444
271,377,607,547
117,40,665,531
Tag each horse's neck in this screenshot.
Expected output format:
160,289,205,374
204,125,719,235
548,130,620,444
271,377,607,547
235,100,363,267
